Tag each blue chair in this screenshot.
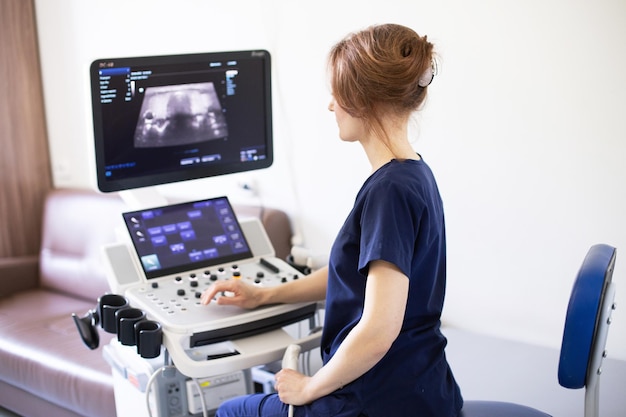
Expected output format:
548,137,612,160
460,244,617,417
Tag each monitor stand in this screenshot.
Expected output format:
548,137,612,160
119,188,169,210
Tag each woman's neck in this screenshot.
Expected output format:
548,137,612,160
361,123,419,172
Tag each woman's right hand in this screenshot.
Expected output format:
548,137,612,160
200,279,264,309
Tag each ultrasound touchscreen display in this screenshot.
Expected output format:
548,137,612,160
122,196,252,279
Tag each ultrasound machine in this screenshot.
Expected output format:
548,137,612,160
72,50,322,417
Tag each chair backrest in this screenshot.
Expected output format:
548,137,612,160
40,188,128,301
558,244,617,391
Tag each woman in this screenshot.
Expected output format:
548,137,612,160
201,23,464,417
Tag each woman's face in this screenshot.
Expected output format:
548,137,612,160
328,96,365,143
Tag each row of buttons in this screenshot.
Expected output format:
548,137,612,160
136,263,301,315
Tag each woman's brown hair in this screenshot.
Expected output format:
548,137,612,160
328,24,434,144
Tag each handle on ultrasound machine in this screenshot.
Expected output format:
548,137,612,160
282,344,301,417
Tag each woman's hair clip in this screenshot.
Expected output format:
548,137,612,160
418,58,438,88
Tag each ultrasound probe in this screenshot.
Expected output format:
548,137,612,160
282,344,301,417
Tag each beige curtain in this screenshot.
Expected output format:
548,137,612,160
0,0,52,258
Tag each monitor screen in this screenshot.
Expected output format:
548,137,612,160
122,196,252,279
90,50,273,192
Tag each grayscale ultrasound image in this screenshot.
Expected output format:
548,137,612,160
134,82,228,148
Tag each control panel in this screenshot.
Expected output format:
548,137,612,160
125,256,303,330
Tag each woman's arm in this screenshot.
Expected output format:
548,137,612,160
275,260,409,405
200,265,328,308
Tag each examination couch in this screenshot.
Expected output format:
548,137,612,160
0,188,293,417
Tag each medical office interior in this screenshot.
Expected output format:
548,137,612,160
1,0,625,416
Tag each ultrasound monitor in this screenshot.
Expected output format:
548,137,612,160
90,50,273,192
122,196,252,279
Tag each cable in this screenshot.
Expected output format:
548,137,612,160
191,376,209,417
145,365,174,417
144,366,208,417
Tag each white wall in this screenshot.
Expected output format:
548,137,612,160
35,0,626,360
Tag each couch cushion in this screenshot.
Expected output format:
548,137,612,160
40,189,127,301
0,289,116,417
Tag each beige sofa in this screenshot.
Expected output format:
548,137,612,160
0,188,293,417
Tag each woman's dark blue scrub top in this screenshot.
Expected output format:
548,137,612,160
321,158,463,417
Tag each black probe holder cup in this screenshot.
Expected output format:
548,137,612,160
99,294,130,334
135,320,163,358
116,307,146,346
